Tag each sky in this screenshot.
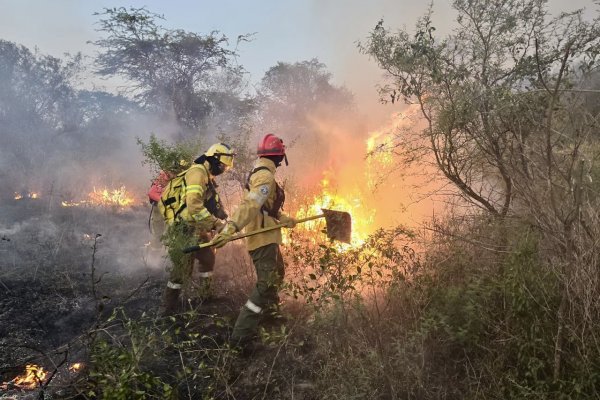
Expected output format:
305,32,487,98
0,0,595,125
0,0,597,228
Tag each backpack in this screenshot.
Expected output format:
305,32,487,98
159,164,227,224
147,170,172,204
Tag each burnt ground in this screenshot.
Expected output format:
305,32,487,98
0,198,166,395
0,198,319,399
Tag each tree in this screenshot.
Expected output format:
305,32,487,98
0,40,83,191
362,0,600,384
0,40,81,132
93,7,251,133
361,0,599,218
256,58,356,182
258,59,353,130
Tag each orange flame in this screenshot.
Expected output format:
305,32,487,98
62,185,138,208
14,192,40,200
294,177,373,247
1,364,47,390
69,362,84,373
88,186,136,207
288,114,407,248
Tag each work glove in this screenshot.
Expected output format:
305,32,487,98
279,214,297,228
212,223,237,248
212,219,226,233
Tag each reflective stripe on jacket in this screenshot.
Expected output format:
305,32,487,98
179,163,215,228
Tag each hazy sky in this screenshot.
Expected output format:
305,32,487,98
0,0,595,122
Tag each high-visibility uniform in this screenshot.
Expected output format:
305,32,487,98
165,162,217,296
227,157,289,342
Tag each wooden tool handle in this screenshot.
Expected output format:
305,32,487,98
183,214,325,252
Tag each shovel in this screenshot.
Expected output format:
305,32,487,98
183,208,352,253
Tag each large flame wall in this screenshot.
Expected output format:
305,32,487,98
281,105,440,244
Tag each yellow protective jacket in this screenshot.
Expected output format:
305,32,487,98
229,157,288,251
179,162,216,230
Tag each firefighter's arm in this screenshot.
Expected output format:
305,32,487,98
185,167,216,229
213,171,272,247
230,170,273,231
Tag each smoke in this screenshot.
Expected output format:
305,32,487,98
281,103,441,231
0,40,190,279
250,62,441,235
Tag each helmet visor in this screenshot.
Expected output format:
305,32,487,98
218,154,234,168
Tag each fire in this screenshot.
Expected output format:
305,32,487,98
289,115,403,248
366,131,394,167
1,364,47,390
294,176,373,247
14,192,40,200
62,185,138,208
88,186,136,207
69,362,84,373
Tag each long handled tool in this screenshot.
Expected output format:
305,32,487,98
183,208,351,253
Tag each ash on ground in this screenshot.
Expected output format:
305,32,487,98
0,199,167,387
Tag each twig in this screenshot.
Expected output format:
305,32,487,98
0,277,10,293
178,347,192,399
262,326,294,400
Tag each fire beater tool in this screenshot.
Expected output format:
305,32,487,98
183,208,351,253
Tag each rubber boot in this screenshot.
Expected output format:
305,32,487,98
160,287,181,317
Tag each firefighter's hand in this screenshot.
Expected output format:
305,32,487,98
212,223,236,248
212,219,226,233
279,215,297,228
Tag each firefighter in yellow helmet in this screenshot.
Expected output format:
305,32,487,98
160,143,235,316
212,134,296,348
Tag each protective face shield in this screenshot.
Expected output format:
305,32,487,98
269,154,287,167
203,143,235,175
207,157,228,176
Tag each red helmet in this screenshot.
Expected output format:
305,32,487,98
257,134,286,156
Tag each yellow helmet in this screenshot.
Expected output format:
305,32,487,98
205,143,235,168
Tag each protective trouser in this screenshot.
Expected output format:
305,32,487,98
165,222,215,299
231,243,285,343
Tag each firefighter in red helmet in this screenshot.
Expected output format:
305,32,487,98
213,133,296,348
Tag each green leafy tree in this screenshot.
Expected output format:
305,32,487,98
361,0,599,218
256,59,356,183
0,40,84,190
259,59,353,121
93,7,251,133
362,0,600,388
136,134,201,176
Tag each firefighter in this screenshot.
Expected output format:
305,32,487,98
212,133,296,348
160,143,235,316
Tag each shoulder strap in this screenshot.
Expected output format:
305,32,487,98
181,163,204,177
245,166,272,190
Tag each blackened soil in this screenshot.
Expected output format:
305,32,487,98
0,199,165,386
0,199,319,400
